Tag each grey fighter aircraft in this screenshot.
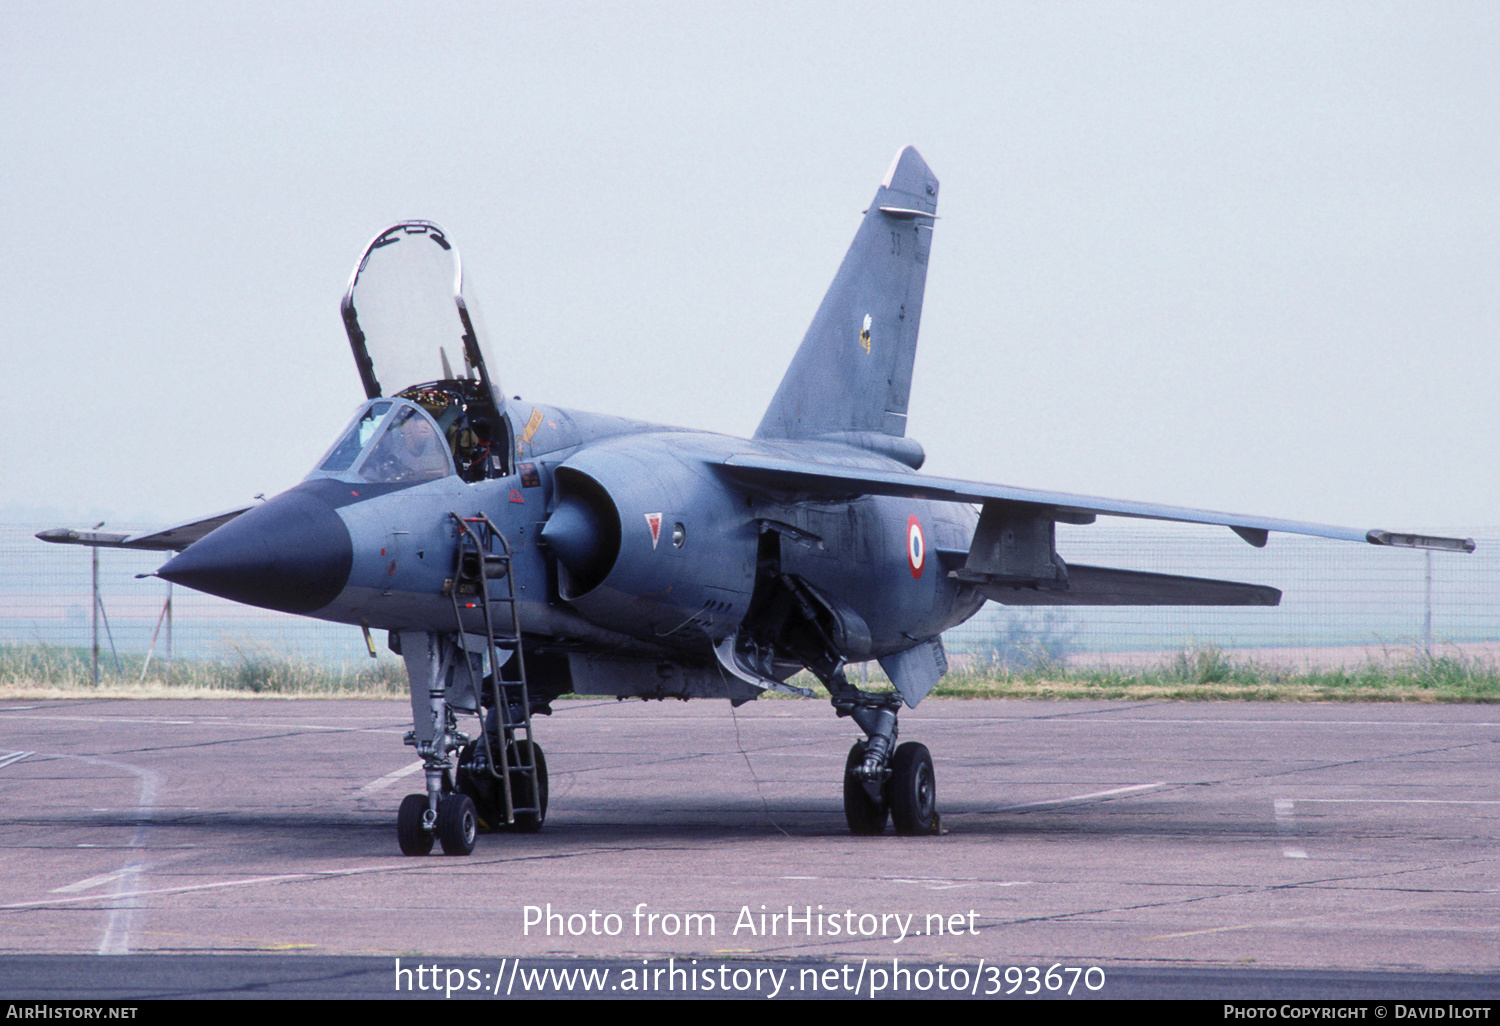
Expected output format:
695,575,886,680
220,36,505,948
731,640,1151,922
41,147,1474,855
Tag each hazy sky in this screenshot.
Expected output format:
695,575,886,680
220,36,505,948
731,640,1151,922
4,2,1497,536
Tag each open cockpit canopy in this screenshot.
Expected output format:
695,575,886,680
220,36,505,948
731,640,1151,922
340,221,512,478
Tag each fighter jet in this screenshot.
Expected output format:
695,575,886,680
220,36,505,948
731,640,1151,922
40,147,1474,855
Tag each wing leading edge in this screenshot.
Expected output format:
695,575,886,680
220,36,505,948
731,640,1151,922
37,506,254,553
719,453,1472,607
719,454,1475,552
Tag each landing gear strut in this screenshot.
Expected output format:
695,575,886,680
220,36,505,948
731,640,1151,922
842,740,889,835
831,673,940,836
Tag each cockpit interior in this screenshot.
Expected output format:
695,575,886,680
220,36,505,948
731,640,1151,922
313,379,512,486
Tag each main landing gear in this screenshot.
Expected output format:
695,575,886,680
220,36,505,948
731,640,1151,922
831,680,940,836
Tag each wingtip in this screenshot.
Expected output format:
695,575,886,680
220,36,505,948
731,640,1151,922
1366,530,1476,553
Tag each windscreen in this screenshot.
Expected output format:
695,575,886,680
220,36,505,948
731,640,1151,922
357,405,452,484
317,401,392,473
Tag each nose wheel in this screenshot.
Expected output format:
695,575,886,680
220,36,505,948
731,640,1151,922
436,793,478,855
397,793,434,856
396,792,480,855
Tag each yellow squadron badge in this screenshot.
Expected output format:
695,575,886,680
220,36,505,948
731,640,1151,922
859,314,872,354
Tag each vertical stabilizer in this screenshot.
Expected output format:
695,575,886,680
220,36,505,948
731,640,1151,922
755,147,939,442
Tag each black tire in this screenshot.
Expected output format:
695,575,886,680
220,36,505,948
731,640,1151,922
506,740,548,833
455,742,502,832
437,793,478,855
843,740,889,836
888,742,938,836
397,793,434,856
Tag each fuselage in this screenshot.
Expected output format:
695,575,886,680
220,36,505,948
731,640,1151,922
159,396,985,675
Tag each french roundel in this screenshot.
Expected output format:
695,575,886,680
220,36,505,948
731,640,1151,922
907,515,925,579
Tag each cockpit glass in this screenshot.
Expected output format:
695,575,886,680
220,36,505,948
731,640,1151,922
358,405,452,484
318,401,392,473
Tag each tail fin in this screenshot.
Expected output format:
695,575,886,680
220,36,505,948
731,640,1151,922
755,146,939,446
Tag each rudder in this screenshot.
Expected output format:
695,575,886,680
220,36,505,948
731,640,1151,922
755,147,939,444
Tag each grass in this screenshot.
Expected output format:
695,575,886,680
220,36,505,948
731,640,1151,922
2,642,1496,703
934,644,1500,702
0,642,408,698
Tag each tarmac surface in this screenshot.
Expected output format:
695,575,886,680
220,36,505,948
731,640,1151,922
1,696,1496,996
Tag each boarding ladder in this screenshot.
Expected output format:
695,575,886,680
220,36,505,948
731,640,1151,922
448,513,541,826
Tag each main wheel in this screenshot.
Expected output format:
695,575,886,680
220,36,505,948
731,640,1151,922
843,740,889,835
506,740,548,833
888,742,938,836
437,793,478,855
455,742,503,831
397,793,434,856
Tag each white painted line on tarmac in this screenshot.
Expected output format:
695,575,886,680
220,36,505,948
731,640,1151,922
890,878,1032,890
0,751,33,770
5,867,391,911
1273,798,1307,859
41,753,162,956
1288,798,1500,804
0,712,403,735
357,760,425,794
996,782,1169,812
52,868,147,894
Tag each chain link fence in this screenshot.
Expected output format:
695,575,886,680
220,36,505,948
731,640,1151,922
942,522,1499,671
0,525,377,677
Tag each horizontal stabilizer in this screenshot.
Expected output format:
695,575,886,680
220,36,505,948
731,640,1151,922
37,506,253,553
967,565,1281,606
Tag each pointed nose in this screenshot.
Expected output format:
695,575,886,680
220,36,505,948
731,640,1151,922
159,488,353,613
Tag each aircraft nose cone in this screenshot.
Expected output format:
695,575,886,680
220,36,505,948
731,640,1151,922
158,488,353,614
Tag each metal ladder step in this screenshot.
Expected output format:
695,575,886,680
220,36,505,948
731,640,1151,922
448,512,541,829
